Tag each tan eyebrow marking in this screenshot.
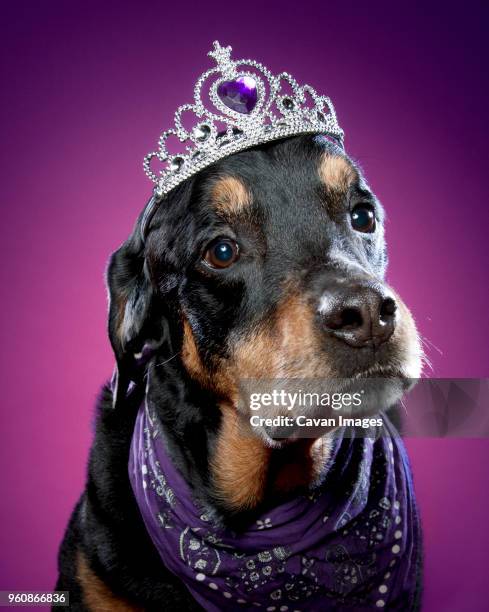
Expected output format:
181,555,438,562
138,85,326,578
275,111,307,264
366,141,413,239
212,175,251,216
319,154,356,192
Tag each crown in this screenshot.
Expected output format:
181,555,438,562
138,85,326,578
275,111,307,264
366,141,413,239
141,42,344,235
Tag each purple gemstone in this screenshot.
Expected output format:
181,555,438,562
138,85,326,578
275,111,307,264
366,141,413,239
217,76,257,114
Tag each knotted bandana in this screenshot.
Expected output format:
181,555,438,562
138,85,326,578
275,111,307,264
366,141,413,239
129,402,421,611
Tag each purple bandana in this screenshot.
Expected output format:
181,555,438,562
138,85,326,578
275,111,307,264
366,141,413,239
129,402,421,611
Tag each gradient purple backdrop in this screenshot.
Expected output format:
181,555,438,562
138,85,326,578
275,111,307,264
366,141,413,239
1,1,488,610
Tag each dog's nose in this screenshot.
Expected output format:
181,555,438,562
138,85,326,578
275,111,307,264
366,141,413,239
320,284,397,348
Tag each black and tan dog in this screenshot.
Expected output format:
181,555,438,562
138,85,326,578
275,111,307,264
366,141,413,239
56,134,422,610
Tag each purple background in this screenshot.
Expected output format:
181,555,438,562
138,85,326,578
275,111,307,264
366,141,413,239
1,1,488,610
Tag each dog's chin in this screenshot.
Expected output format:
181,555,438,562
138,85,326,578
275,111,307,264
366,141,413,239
335,356,419,415
344,370,410,416
248,361,418,449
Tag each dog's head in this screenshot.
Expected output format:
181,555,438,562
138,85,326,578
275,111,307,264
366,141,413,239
107,135,422,440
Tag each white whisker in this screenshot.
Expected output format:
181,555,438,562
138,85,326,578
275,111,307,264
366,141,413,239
154,352,180,368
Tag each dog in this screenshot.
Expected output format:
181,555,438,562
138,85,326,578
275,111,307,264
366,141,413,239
56,134,423,610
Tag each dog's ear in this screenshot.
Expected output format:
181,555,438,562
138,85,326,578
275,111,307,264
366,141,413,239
106,221,167,408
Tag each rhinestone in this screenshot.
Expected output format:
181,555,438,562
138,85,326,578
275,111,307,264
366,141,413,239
193,124,211,141
317,111,325,122
216,134,231,147
283,97,294,110
217,76,258,114
170,157,184,172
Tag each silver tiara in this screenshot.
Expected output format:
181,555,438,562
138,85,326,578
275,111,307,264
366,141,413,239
141,41,344,236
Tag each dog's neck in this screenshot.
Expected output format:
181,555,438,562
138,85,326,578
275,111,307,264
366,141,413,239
210,406,333,510
145,358,332,524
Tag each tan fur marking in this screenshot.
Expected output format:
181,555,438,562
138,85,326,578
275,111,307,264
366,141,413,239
234,293,335,380
181,319,207,384
181,321,273,509
212,175,251,216
76,551,142,612
209,292,335,510
319,154,356,192
211,411,332,510
181,319,237,400
182,290,328,393
211,405,272,510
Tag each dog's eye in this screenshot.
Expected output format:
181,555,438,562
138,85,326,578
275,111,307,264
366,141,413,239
350,205,376,233
203,238,240,269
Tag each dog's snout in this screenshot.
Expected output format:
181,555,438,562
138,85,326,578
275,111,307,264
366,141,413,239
320,284,397,348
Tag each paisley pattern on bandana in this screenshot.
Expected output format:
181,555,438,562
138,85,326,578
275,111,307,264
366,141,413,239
129,403,421,611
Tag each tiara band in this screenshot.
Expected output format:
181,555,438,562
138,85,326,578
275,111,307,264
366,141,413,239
141,41,344,238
